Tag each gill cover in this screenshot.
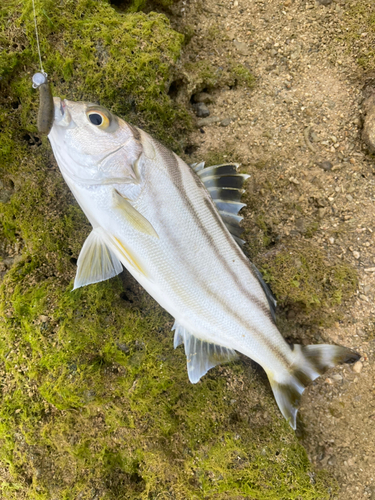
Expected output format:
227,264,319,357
48,99,144,185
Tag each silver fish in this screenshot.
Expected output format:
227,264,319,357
48,98,359,429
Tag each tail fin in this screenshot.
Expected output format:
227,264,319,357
267,344,360,430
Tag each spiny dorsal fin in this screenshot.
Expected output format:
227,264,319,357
190,162,249,247
191,162,277,317
172,321,238,383
73,228,123,290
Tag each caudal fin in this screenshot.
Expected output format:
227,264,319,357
267,344,360,429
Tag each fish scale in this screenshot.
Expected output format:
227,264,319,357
48,97,360,429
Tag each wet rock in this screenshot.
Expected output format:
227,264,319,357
196,116,220,127
362,94,375,153
192,102,210,118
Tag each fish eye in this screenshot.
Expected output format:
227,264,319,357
88,113,103,125
86,110,110,129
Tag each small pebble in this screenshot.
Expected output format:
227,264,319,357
192,102,210,118
318,161,333,171
352,361,363,373
328,237,335,244
332,374,342,381
220,117,232,127
353,251,360,259
317,0,332,7
196,116,220,127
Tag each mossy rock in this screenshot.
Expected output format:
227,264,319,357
256,240,358,327
0,0,339,498
337,1,375,71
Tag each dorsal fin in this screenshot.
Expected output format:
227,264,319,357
191,162,249,247
172,321,238,383
190,161,277,319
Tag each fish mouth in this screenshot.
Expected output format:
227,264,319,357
53,97,72,127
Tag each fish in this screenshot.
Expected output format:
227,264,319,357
48,97,360,429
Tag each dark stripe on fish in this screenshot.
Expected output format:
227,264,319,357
151,139,287,363
152,140,272,320
202,197,273,321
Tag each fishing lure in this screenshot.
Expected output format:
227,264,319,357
32,72,54,135
31,0,54,135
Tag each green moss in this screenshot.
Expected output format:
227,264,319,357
339,1,375,71
230,64,256,88
1,0,188,146
0,274,337,498
256,240,358,325
183,59,255,95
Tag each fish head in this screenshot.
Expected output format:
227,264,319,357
48,98,142,185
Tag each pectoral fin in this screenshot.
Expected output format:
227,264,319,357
172,321,238,383
73,228,123,290
112,189,158,238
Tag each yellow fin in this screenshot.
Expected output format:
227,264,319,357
112,189,158,238
112,236,147,277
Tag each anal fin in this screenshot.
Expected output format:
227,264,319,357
172,321,238,383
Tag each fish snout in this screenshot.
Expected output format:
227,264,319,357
53,97,72,127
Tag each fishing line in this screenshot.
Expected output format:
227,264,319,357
31,0,47,83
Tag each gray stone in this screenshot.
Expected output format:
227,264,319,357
220,117,232,127
317,161,333,171
362,95,375,153
192,102,210,118
196,116,220,127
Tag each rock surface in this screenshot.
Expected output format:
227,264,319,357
362,94,375,153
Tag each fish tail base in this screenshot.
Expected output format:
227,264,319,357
267,344,360,430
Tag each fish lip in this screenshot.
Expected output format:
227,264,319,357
53,97,72,127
